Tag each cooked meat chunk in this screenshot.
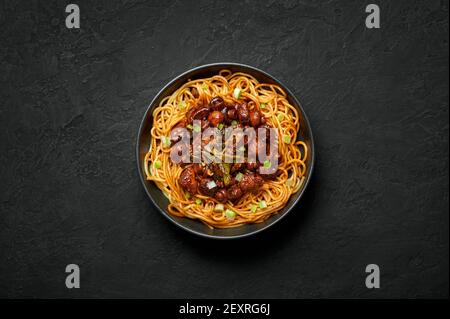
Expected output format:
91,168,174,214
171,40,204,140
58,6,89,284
209,96,225,111
192,163,204,175
191,107,210,121
186,106,210,123
261,171,278,180
246,162,259,171
179,166,198,194
249,110,261,127
185,108,195,123
214,189,228,203
209,163,224,179
231,163,244,173
198,177,218,197
208,111,224,127
260,116,266,125
227,184,243,201
227,108,237,121
237,103,249,124
239,173,264,194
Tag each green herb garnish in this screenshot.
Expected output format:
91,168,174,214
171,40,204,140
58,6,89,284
233,88,241,99
225,209,236,220
277,113,284,121
162,136,171,148
282,135,291,144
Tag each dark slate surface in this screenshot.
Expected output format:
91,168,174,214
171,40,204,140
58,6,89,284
0,0,448,298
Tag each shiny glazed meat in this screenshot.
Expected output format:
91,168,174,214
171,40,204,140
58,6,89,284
176,95,279,202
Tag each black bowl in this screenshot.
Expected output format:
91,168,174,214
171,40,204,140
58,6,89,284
136,63,315,239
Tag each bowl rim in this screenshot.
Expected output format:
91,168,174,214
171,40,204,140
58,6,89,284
136,62,315,239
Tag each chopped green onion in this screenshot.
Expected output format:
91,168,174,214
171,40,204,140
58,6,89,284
235,172,243,182
206,180,217,189
162,136,171,148
214,204,224,212
154,160,162,169
185,192,191,199
178,101,186,110
202,83,208,90
286,178,294,187
250,204,257,213
263,160,271,168
260,103,266,109
233,88,241,99
259,200,267,209
277,113,284,121
193,124,201,132
225,209,236,220
282,135,291,144
218,123,224,130
186,124,193,130
195,198,202,205
231,120,238,127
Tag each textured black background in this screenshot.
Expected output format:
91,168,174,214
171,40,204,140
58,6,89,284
0,0,448,298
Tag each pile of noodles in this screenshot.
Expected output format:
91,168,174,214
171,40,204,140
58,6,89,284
144,70,308,228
